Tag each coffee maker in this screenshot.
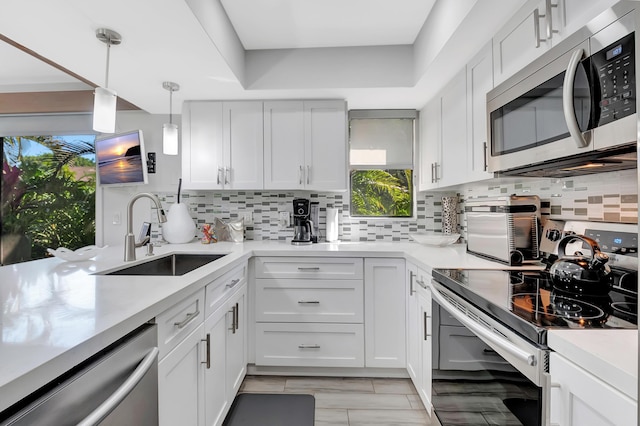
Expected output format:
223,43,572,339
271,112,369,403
292,198,314,245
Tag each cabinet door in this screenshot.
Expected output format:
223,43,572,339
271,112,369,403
364,258,406,368
493,0,550,85
226,284,247,398
223,101,264,189
418,287,433,416
550,352,637,426
203,306,228,426
182,102,224,189
158,324,205,426
406,262,421,387
554,0,617,46
466,42,494,182
303,100,347,191
439,69,468,187
264,101,305,189
418,98,440,191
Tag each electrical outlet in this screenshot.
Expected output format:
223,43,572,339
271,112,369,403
112,211,121,225
242,211,253,225
279,211,290,228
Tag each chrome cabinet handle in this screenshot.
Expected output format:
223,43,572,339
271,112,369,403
483,141,488,171
534,8,546,48
298,300,320,304
409,270,416,296
298,344,320,349
424,312,428,341
217,167,223,185
545,0,558,39
431,163,435,183
234,302,239,332
416,278,427,290
202,333,211,369
298,267,320,271
563,48,590,148
77,347,159,426
174,309,200,329
225,167,230,185
435,163,440,182
299,165,303,185
226,278,241,289
229,305,237,334
306,165,310,185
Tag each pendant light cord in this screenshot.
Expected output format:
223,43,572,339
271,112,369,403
169,88,173,125
105,42,111,88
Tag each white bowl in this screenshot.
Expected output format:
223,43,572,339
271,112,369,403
47,245,107,262
409,232,460,247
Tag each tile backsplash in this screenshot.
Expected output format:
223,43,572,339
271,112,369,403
150,169,637,243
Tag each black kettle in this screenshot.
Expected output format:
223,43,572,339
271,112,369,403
549,234,612,296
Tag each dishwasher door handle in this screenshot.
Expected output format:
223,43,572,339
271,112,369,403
76,346,159,426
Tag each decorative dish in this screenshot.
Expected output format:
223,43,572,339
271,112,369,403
47,245,107,262
409,232,460,246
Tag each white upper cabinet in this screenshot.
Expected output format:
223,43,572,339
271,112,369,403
223,102,264,190
418,69,468,191
466,42,494,182
182,101,263,190
264,100,347,191
182,101,224,190
494,0,618,85
304,100,347,191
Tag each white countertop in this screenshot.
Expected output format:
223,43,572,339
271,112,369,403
0,240,637,411
548,329,638,400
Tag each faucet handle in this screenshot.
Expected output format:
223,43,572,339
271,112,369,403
146,242,155,256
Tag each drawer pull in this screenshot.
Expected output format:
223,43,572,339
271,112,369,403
298,267,320,271
226,278,241,289
298,300,320,304
174,309,200,329
202,333,211,369
298,344,320,349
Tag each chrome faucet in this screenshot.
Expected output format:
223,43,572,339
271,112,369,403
124,192,167,261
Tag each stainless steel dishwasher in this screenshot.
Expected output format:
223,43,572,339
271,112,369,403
0,323,158,426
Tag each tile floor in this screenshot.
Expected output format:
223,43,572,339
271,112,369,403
238,375,442,426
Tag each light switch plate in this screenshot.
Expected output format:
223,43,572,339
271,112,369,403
279,211,290,228
242,211,253,225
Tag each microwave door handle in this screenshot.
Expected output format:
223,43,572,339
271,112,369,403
562,48,590,148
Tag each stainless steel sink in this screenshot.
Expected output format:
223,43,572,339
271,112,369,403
103,253,227,276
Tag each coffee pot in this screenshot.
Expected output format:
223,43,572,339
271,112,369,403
549,234,612,296
291,198,314,245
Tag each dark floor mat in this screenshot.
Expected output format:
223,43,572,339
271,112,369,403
222,393,315,426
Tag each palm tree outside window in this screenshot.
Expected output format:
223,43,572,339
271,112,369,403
349,110,416,218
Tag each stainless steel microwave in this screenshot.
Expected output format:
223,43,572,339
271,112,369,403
487,3,638,177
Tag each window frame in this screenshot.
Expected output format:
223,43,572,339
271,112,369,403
348,109,418,220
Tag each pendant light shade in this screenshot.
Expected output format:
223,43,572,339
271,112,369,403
93,28,121,133
93,87,117,133
162,81,180,155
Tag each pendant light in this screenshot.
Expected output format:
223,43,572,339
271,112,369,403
162,81,180,155
93,28,121,133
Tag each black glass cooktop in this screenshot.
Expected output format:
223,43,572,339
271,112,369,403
432,268,638,346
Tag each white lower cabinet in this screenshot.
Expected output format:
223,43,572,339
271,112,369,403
364,258,406,368
406,262,433,415
204,283,247,426
549,352,637,426
254,257,364,368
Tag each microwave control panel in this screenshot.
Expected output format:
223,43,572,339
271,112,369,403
592,32,636,126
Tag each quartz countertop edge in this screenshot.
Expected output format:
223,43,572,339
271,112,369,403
0,240,634,413
547,329,638,400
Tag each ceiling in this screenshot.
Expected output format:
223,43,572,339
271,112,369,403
0,0,525,115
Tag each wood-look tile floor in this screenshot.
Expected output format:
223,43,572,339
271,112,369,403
238,376,442,426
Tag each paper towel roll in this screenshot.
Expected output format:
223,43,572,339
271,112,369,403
326,208,339,242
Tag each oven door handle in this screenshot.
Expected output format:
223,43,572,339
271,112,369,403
431,284,537,367
563,48,590,149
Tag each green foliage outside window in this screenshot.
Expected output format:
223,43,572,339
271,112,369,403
350,169,412,217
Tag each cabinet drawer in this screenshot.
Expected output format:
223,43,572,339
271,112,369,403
438,325,516,372
205,262,247,317
157,288,206,359
255,278,363,323
255,323,364,367
255,257,363,279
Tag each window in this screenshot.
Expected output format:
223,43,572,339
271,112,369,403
349,110,416,218
1,135,96,265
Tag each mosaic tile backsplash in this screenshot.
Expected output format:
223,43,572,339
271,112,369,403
151,169,637,243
